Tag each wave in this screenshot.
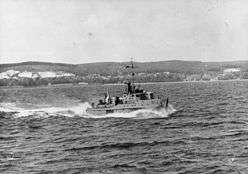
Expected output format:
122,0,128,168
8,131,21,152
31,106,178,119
0,102,91,118
86,104,176,119
0,103,20,113
0,102,176,119
65,139,186,151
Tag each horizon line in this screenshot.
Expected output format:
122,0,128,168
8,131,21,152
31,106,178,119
1,59,248,65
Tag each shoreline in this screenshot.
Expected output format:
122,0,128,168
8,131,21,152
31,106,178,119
1,79,248,90
103,79,248,86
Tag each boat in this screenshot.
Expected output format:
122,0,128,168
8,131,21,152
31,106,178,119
86,59,169,115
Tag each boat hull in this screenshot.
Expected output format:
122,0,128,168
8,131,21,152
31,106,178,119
86,99,166,116
86,107,142,115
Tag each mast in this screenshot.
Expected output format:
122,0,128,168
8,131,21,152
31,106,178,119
125,58,135,94
131,58,135,86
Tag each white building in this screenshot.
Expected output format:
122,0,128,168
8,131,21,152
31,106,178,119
32,73,40,79
6,70,20,76
0,72,10,79
38,71,75,78
38,71,58,78
0,70,20,79
18,71,33,78
56,72,75,77
163,72,170,75
223,68,241,74
0,70,75,80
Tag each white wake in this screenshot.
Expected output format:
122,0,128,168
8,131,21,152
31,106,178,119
0,102,176,119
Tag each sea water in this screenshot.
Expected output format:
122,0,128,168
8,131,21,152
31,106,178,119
1,81,248,173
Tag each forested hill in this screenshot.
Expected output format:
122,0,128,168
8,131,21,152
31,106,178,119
1,60,248,75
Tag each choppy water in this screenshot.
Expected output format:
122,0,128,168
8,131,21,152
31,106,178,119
1,81,248,174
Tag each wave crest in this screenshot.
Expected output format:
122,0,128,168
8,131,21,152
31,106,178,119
0,102,176,119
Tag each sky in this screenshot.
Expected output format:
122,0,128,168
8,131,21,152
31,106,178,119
0,0,248,64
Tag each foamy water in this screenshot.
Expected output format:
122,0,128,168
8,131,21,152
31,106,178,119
0,102,176,119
